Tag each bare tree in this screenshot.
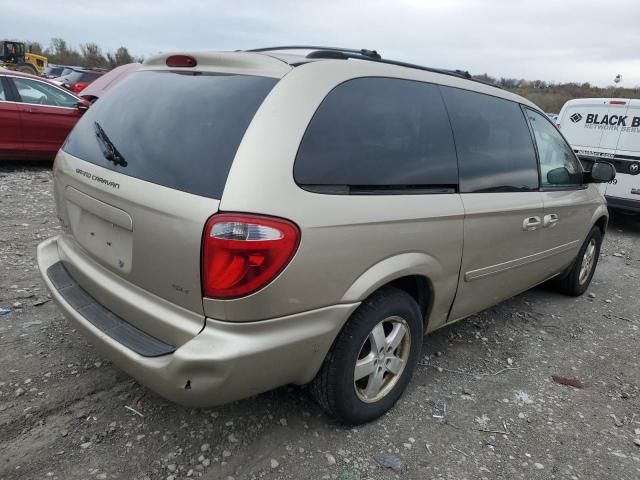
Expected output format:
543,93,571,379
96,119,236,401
79,42,107,68
27,42,43,54
115,47,134,65
46,38,82,65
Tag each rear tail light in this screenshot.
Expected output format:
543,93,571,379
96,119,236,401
609,100,626,105
201,214,300,299
72,82,87,93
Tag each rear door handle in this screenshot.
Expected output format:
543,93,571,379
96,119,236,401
544,214,559,228
522,216,541,231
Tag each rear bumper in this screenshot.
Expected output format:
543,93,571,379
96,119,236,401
38,235,359,407
606,195,640,214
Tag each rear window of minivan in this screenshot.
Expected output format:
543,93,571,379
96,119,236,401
63,70,277,199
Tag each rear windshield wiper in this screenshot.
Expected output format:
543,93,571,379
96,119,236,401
94,122,127,167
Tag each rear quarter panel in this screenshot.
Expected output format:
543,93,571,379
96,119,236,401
215,61,469,326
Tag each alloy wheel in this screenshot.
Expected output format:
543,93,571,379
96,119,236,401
579,238,597,285
353,316,411,403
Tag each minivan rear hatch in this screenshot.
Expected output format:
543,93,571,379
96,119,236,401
55,68,278,320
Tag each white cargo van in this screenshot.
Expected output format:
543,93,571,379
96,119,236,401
558,98,640,213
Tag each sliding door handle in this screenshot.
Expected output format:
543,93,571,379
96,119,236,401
522,216,541,231
544,214,559,228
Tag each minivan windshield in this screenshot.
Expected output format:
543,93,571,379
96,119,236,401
63,70,277,198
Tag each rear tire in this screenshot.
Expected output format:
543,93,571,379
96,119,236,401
15,63,37,75
554,226,602,296
311,286,423,424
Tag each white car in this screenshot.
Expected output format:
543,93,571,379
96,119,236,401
558,98,640,213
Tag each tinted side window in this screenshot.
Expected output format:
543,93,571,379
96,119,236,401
441,86,539,193
80,72,101,82
48,66,63,77
526,109,583,188
64,71,83,82
0,78,6,101
13,77,78,108
294,77,458,191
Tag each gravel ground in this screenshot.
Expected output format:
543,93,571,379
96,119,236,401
1,163,639,480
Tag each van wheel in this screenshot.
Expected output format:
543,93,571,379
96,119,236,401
311,286,422,424
554,227,602,296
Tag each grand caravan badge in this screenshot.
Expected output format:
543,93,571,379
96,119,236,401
75,168,120,189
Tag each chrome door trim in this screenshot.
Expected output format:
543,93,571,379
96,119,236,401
0,98,79,110
465,240,580,282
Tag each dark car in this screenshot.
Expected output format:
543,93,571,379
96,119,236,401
42,64,83,79
52,68,105,93
0,70,90,160
42,64,65,79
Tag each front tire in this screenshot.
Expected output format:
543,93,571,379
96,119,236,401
555,226,602,296
311,286,423,424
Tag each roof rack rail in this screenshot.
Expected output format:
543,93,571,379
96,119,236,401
245,45,492,86
246,45,382,60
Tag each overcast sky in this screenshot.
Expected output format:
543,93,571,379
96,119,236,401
6,0,640,87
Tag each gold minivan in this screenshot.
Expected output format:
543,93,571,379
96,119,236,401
37,47,615,424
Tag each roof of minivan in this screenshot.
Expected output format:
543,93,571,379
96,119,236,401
141,50,540,110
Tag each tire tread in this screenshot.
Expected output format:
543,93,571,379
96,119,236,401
555,226,602,296
310,286,421,423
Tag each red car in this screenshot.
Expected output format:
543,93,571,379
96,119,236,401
0,70,90,160
79,62,141,102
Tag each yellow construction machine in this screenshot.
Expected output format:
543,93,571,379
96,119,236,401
0,40,47,75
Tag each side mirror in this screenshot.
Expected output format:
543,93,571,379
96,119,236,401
547,167,571,185
76,101,90,112
590,161,616,183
